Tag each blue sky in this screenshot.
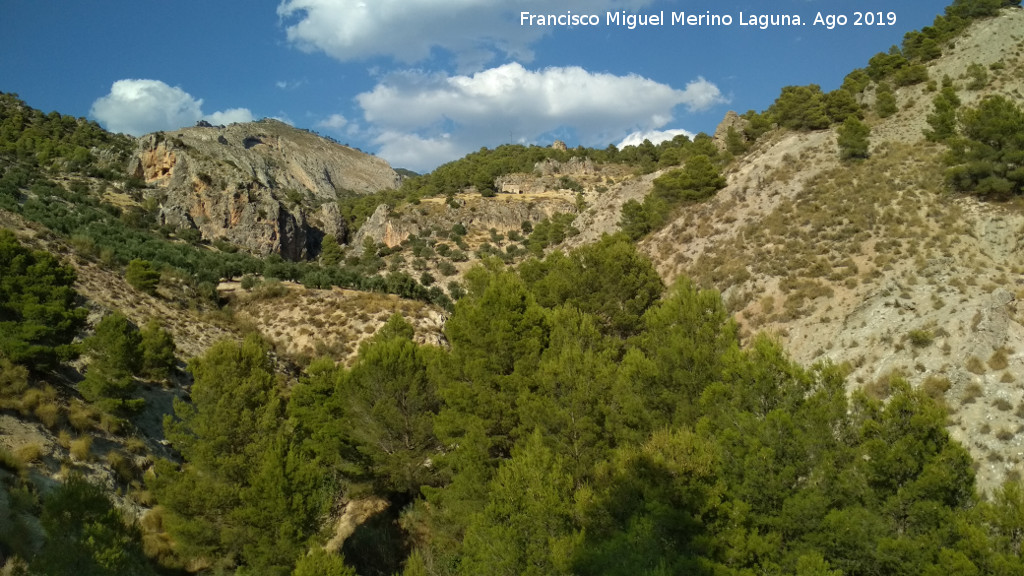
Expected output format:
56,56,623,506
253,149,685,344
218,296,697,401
1,0,950,171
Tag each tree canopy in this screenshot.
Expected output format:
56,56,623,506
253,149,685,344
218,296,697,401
0,229,86,370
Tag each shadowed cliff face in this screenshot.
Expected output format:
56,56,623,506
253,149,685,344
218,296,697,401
128,119,399,259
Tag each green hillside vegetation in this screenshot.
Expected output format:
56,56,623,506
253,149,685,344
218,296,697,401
2,1,1024,574
620,139,728,241
736,0,1020,145
131,236,1024,576
0,471,156,576
338,134,725,235
943,95,1024,197
613,0,1020,242
0,93,454,309
0,229,86,370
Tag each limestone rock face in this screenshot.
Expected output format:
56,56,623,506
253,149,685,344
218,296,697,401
712,110,746,151
534,156,597,177
351,204,419,251
351,193,578,254
129,120,400,259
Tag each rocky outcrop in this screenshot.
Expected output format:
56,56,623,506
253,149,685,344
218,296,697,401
351,193,579,254
129,120,400,259
324,497,390,553
712,110,746,151
496,173,544,195
534,156,597,177
351,204,421,250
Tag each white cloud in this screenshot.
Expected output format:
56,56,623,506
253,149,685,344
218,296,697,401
355,63,727,171
206,108,255,125
90,79,203,136
373,131,464,173
275,79,307,90
278,0,654,69
679,77,727,112
90,79,256,135
617,128,694,149
316,113,348,131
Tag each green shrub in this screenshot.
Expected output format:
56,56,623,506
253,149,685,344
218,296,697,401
944,95,1024,197
966,63,988,90
126,259,160,294
837,117,871,161
925,84,961,142
438,261,457,276
0,230,87,370
139,320,176,379
875,83,898,118
907,329,934,347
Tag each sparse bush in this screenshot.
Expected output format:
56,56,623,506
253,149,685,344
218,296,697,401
907,329,934,347
125,437,148,454
864,374,893,400
14,443,43,464
966,356,987,375
0,355,29,409
251,278,288,299
0,447,25,474
18,386,56,418
126,259,160,294
921,375,951,400
438,261,457,276
68,400,100,432
966,63,989,90
34,401,61,429
447,281,466,300
962,382,984,404
989,348,1010,371
70,436,93,461
107,450,138,485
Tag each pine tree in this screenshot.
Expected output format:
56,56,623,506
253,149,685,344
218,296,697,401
139,319,176,379
80,312,143,413
837,116,871,160
925,83,961,142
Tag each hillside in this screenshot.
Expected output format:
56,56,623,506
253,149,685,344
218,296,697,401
635,6,1024,491
3,2,1024,575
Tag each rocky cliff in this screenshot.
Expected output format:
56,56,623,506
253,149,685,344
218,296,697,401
128,119,400,259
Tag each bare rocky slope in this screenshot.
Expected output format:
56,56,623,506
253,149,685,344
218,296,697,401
129,119,400,259
619,7,1024,493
